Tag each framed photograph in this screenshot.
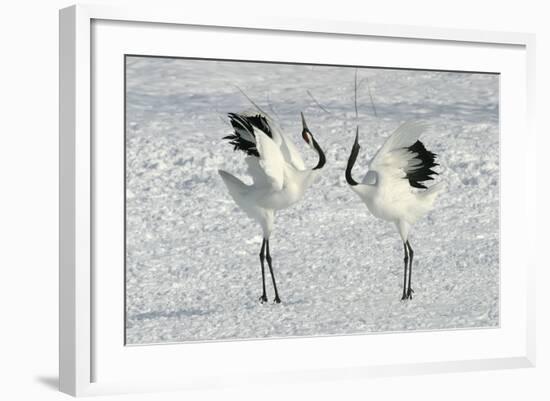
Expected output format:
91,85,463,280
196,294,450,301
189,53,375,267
59,4,536,396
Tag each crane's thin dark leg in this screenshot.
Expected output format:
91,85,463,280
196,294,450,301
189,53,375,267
266,240,281,304
258,239,267,303
401,242,409,300
406,241,414,299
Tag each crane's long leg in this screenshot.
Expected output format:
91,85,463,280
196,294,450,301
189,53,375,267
259,239,268,303
406,241,414,300
401,242,409,300
265,240,281,304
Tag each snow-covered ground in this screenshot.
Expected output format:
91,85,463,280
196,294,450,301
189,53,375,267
125,56,499,344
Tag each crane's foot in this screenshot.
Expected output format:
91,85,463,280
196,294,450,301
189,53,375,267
273,295,281,304
401,289,414,301
259,294,268,304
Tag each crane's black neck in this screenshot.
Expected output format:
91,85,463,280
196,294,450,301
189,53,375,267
345,136,360,186
311,136,326,170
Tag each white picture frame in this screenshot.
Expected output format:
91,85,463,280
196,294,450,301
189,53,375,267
59,3,536,397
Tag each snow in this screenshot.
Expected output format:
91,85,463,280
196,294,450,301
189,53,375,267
125,56,499,344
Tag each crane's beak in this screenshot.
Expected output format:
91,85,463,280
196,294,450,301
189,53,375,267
301,112,309,132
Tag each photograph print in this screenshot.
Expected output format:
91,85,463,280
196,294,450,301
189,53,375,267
125,55,499,345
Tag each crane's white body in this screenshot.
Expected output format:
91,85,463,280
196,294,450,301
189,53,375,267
350,122,444,241
219,114,321,238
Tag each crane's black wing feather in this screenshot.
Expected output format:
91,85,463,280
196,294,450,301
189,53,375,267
223,113,273,157
405,140,439,189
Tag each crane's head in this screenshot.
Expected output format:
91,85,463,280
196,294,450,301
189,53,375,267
301,112,315,149
300,112,326,170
